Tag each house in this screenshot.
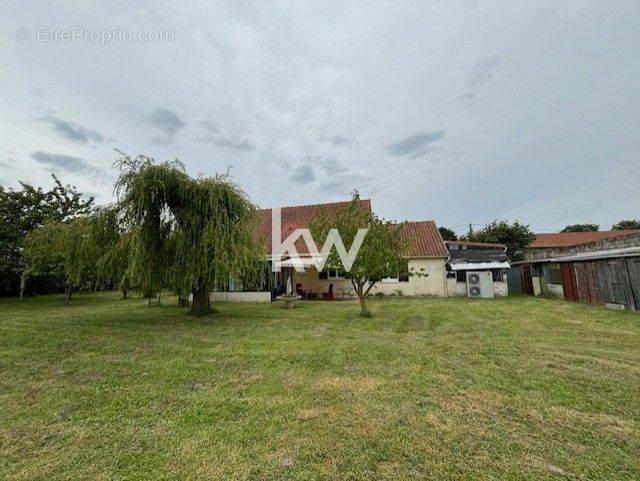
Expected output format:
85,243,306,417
510,230,640,310
212,198,449,301
445,241,510,297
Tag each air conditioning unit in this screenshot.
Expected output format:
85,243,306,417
466,271,494,298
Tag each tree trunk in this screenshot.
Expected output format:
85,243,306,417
358,294,367,314
64,285,73,304
121,276,129,299
190,283,212,316
352,279,369,316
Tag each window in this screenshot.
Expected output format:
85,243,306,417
381,276,399,283
456,270,466,282
327,268,343,280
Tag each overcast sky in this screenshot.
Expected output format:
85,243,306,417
1,1,639,234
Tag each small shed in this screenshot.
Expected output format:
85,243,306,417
445,241,510,297
513,230,640,310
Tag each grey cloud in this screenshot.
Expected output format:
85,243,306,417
468,55,502,88
331,135,353,146
147,108,186,145
195,120,219,142
386,130,445,158
300,154,348,174
214,137,255,151
320,155,348,174
319,171,369,195
290,164,316,184
31,151,107,177
195,120,255,151
39,113,104,144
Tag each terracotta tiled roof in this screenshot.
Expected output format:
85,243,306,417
258,199,447,258
399,221,448,258
258,199,372,255
529,230,640,248
445,240,506,250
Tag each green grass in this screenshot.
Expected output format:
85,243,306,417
1,293,639,480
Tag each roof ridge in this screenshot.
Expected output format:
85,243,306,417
535,229,640,236
446,240,506,246
258,198,371,212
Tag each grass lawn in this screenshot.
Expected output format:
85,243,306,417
1,293,639,480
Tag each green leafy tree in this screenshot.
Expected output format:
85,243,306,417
21,217,98,303
438,226,457,241
465,220,535,261
560,223,599,233
115,153,263,316
0,175,93,296
612,219,640,230
311,193,405,317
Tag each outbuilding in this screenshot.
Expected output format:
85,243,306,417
510,230,640,310
445,241,510,297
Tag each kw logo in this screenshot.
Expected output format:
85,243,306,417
271,207,368,273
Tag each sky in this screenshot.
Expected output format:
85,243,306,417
1,1,639,235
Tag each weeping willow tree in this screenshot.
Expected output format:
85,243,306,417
115,153,263,316
90,205,136,299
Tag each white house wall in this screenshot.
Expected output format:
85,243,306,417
211,292,271,302
292,258,448,297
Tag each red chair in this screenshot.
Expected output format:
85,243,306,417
323,283,334,301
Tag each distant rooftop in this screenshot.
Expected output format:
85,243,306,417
529,230,640,249
446,240,506,250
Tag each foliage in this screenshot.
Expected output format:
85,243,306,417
21,217,98,302
612,219,640,230
464,220,535,261
311,192,405,316
560,223,599,233
90,206,135,298
115,153,264,315
0,175,93,296
438,226,457,241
